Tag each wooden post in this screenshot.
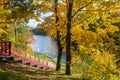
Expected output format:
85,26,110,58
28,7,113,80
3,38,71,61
34,55,36,61
0,41,2,53
0,40,12,56
30,54,31,60
38,57,40,62
46,61,48,65
1,40,4,53
4,40,7,54
8,41,11,56
43,60,44,64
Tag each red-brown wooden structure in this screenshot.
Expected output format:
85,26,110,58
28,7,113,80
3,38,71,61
0,40,11,56
0,40,55,69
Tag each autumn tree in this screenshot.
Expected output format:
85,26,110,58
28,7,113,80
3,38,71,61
7,0,41,41
33,0,64,71
55,0,64,71
70,0,120,79
0,0,11,38
60,0,120,75
65,0,74,75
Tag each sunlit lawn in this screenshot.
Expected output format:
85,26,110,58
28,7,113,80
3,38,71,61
0,62,80,80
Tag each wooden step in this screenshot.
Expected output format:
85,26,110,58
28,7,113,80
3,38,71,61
29,60,38,67
11,53,54,69
0,56,5,62
37,64,44,69
23,62,30,65
0,56,14,62
38,64,49,70
43,66,50,70
14,59,22,63
39,66,43,69
5,56,14,61
31,64,37,67
22,58,30,65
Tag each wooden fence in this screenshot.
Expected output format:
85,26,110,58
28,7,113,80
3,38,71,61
0,40,11,56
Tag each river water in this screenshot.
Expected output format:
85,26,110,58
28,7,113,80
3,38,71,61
29,35,66,62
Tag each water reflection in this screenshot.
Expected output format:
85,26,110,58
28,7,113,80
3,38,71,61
29,35,66,61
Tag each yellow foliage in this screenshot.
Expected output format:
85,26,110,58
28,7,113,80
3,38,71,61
91,51,118,77
0,28,6,36
26,46,33,54
71,52,81,64
105,25,119,33
48,26,57,37
0,0,11,25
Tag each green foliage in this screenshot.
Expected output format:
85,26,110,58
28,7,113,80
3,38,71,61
0,0,120,77
0,71,27,80
71,50,120,80
31,27,47,36
71,20,120,79
18,25,28,34
33,52,65,67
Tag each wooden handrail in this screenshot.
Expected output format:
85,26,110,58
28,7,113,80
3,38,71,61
0,40,12,56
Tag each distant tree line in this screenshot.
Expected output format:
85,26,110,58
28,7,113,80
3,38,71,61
31,27,47,36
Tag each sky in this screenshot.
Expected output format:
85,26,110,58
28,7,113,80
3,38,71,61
27,19,43,28
27,12,53,28
27,0,110,28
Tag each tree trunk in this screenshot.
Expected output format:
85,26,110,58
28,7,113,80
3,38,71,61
14,18,18,41
56,30,63,71
55,0,63,71
65,0,73,75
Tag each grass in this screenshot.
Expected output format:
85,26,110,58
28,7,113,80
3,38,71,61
0,62,80,80
0,63,27,80
0,71,26,80
1,60,119,80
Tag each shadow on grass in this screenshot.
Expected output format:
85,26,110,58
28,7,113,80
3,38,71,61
0,70,27,80
0,62,81,80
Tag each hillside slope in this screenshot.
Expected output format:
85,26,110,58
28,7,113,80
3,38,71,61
0,62,78,80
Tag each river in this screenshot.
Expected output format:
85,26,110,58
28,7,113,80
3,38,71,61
29,35,66,62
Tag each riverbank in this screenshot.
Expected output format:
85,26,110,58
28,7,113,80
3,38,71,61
33,52,66,67
29,35,66,63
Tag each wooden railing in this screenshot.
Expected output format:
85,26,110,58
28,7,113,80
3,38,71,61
0,40,12,56
12,47,49,66
0,40,55,69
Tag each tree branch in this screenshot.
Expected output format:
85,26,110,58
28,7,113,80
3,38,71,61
72,14,92,27
72,2,92,18
59,15,67,25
